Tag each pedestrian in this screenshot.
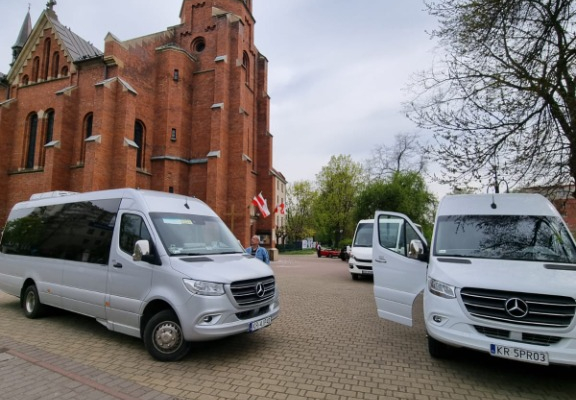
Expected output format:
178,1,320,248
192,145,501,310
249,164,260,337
246,235,270,264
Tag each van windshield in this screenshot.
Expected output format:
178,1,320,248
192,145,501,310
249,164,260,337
150,213,245,256
353,223,373,247
434,215,576,263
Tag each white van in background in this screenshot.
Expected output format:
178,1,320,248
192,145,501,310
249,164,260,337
372,193,576,366
349,219,374,280
349,218,418,280
0,189,279,361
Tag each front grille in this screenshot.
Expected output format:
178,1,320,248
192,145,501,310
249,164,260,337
230,276,275,307
460,288,576,328
357,265,372,271
474,326,562,346
236,305,271,320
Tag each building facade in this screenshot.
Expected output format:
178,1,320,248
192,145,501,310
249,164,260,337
0,0,286,247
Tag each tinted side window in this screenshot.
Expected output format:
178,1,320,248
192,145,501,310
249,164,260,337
1,199,120,264
119,214,152,255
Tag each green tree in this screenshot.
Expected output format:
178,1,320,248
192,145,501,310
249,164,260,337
355,171,436,238
284,180,318,244
314,155,365,246
408,0,576,193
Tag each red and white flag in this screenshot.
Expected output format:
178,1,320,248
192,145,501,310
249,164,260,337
274,203,286,215
252,192,270,218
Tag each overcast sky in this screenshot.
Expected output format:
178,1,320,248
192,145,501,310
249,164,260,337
0,0,450,197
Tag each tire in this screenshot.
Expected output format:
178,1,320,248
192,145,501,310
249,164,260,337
427,335,453,359
351,273,359,281
143,310,191,362
22,284,44,319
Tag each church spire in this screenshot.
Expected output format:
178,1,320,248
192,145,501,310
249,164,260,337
11,8,32,67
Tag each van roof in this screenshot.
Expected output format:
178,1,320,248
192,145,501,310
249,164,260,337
437,193,558,216
15,188,213,216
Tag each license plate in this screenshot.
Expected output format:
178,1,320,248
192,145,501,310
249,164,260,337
490,344,549,365
249,316,272,332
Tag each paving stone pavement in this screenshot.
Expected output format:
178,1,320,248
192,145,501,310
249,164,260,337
0,254,574,400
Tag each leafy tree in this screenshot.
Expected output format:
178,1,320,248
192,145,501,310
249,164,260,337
284,180,318,243
355,171,437,238
365,132,427,181
314,155,365,246
407,0,576,194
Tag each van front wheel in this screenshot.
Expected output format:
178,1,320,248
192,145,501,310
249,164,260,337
427,335,452,359
22,284,44,319
144,310,191,362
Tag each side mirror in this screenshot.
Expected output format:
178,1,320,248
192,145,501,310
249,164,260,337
408,239,424,259
133,239,150,262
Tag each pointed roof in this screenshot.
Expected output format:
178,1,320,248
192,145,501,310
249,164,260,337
47,14,103,62
13,10,32,50
7,7,103,81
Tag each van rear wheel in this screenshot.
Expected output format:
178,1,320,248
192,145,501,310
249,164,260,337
144,310,191,362
22,284,44,319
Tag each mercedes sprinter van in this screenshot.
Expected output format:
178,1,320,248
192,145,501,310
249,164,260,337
0,189,279,361
372,193,576,366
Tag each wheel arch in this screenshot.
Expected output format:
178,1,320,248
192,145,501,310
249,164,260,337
140,299,176,338
19,278,37,306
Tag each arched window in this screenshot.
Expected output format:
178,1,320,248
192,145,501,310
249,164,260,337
25,114,38,169
32,57,40,81
45,110,55,144
42,38,51,80
40,110,55,167
61,65,69,76
134,120,145,169
243,51,250,84
85,113,93,139
22,75,29,85
80,113,93,163
51,52,59,78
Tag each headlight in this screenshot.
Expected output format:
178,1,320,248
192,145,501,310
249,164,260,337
183,279,225,296
428,277,456,299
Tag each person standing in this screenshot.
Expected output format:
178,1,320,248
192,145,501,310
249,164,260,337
246,235,270,264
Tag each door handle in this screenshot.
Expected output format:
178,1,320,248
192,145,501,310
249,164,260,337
113,262,123,269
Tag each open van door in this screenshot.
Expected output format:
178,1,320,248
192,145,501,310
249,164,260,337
372,211,428,327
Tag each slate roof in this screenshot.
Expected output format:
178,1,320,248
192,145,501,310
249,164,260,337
47,14,103,62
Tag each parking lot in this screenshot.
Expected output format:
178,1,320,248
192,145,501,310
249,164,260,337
0,254,574,400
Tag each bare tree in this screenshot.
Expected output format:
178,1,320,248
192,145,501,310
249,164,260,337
366,132,427,181
407,0,576,194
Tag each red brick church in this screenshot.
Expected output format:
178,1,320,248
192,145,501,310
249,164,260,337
0,0,286,247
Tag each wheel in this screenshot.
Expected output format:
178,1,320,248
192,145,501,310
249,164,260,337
22,284,44,319
351,273,359,281
427,335,453,359
143,310,191,362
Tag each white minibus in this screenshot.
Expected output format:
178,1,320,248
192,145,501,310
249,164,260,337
0,188,279,361
372,193,576,366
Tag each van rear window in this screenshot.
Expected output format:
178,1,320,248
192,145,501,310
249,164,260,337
434,215,576,263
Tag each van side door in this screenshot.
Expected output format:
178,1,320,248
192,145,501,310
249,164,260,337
106,212,155,335
372,211,428,326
